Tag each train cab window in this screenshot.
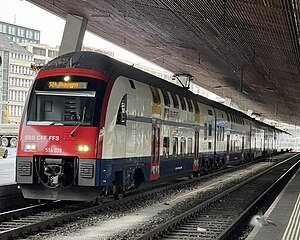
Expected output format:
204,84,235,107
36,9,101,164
193,100,200,114
150,86,161,104
116,94,127,125
186,98,193,112
163,137,170,158
204,123,208,140
179,95,187,111
208,124,212,136
27,75,106,126
188,138,193,155
180,137,186,155
172,137,178,156
171,92,179,109
161,89,170,107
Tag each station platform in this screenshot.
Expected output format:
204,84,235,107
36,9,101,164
247,168,300,240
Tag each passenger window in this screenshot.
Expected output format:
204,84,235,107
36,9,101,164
179,95,187,110
161,89,170,107
186,98,193,112
208,124,212,136
180,137,186,155
204,123,208,140
129,80,135,89
171,92,179,109
116,94,127,125
163,137,170,158
188,138,192,155
172,137,178,156
192,100,200,113
150,86,161,104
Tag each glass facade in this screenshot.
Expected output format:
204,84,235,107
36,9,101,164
0,21,40,44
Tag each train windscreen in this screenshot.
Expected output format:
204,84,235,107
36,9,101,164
26,75,106,126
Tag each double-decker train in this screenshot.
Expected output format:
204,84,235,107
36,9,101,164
16,51,293,201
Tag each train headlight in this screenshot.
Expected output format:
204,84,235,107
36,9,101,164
24,143,37,152
77,144,90,153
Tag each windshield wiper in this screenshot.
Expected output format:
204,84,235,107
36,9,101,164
70,107,86,137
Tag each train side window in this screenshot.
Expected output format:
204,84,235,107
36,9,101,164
150,86,161,104
204,123,207,140
192,100,200,113
179,95,187,111
188,138,193,155
171,92,179,109
163,137,170,158
116,94,127,125
208,124,212,136
161,89,170,107
172,137,178,156
216,126,220,141
186,98,193,112
180,137,186,155
129,79,135,89
222,127,225,141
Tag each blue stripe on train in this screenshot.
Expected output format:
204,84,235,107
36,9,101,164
96,156,195,187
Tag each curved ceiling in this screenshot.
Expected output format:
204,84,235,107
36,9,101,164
27,0,300,125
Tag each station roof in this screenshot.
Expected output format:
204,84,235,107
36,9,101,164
27,0,300,125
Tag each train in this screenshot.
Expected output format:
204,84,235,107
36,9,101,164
16,51,294,202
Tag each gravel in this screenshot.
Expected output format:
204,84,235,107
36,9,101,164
28,162,274,240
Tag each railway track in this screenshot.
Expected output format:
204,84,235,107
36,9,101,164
135,153,300,240
0,153,294,239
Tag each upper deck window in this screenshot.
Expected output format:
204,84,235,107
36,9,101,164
179,95,187,110
193,100,200,114
186,98,193,112
150,86,161,104
171,92,179,109
161,89,170,107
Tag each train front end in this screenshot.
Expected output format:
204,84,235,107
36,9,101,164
16,67,107,201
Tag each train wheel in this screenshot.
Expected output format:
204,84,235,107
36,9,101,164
2,138,9,147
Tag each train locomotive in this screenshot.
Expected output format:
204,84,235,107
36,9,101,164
16,51,293,201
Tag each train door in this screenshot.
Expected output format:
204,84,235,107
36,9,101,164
226,134,230,164
150,119,160,180
193,128,200,172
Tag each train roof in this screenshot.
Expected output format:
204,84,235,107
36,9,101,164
41,51,287,133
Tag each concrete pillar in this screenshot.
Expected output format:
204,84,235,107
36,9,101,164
59,14,88,56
